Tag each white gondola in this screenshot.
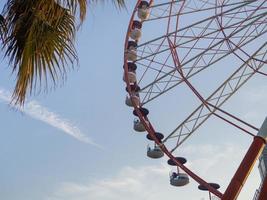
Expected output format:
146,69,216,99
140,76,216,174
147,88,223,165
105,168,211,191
137,3,150,20
130,28,142,40
133,118,148,132
170,172,189,187
126,45,137,61
130,21,142,40
125,95,140,107
147,145,164,159
123,71,137,84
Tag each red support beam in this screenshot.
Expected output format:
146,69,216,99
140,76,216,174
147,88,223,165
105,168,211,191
222,136,266,200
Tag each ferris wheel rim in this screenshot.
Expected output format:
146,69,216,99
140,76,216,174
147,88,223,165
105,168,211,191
123,0,266,198
123,0,224,197
126,0,267,145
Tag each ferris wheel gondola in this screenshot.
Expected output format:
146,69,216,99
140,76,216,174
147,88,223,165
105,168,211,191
167,157,189,187
146,132,164,158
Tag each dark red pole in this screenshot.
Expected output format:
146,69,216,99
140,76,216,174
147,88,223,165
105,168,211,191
222,117,267,200
222,136,266,200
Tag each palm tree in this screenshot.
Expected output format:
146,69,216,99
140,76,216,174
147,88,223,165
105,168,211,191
0,14,5,40
1,0,125,105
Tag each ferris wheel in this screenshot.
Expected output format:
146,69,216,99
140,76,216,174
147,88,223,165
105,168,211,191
123,1,267,200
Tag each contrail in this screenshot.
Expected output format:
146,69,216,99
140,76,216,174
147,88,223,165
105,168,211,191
0,88,100,147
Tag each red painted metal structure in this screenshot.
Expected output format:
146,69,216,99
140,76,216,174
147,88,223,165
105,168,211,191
124,0,267,199
222,136,266,200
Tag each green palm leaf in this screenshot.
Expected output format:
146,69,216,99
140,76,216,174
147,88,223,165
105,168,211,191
3,0,77,104
2,0,125,105
0,14,6,41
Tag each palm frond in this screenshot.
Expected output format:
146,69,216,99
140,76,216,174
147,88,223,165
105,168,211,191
2,0,125,105
0,15,6,42
3,0,78,105
113,0,126,8
56,0,87,23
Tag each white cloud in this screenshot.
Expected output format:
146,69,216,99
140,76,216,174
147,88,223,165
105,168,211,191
237,85,267,125
0,88,99,147
46,164,172,200
46,143,261,200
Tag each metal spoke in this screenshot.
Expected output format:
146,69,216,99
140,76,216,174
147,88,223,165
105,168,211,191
164,43,267,152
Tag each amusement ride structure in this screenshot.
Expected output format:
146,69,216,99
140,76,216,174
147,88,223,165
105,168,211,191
123,1,267,199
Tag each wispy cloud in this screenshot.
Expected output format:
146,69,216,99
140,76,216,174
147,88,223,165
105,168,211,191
46,144,260,200
0,88,99,147
46,164,172,200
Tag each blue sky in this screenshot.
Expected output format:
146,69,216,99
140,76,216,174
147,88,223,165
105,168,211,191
0,1,266,200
